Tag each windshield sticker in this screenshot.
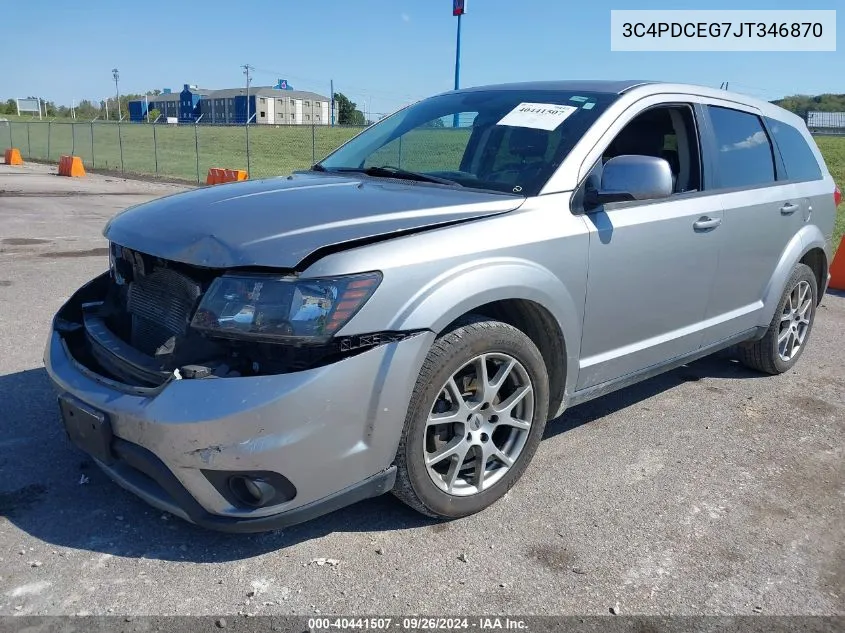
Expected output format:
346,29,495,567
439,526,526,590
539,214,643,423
496,103,578,131
569,95,589,103
582,102,596,110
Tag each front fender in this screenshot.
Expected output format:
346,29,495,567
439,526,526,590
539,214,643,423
389,257,582,395
759,224,828,327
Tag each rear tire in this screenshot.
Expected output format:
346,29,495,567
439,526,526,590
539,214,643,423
392,315,550,519
736,263,817,375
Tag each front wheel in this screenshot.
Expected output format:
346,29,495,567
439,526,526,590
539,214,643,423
392,316,550,519
737,263,818,374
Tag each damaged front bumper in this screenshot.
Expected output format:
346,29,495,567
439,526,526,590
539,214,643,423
44,274,434,532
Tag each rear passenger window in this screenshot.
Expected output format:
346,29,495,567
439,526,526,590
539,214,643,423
765,118,823,182
707,106,776,189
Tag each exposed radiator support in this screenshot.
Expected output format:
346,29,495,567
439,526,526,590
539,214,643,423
126,267,202,356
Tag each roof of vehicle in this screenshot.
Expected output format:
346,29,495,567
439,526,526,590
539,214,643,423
457,80,657,95
451,80,802,125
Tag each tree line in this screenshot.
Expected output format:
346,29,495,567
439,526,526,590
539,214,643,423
4,91,844,123
769,93,845,120
0,92,163,120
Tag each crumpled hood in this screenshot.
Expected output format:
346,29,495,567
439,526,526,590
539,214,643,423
103,172,524,269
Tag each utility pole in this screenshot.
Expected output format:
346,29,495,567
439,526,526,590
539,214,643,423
452,0,466,128
105,98,109,121
242,63,254,125
112,68,121,120
242,63,255,176
330,79,334,126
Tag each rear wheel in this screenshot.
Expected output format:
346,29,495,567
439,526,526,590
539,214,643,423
393,316,550,519
737,263,817,374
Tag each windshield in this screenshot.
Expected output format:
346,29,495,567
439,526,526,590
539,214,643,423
318,89,618,196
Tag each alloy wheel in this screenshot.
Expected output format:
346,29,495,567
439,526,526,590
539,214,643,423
777,280,813,362
423,353,534,496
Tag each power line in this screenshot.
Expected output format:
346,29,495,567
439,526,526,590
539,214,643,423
249,65,426,104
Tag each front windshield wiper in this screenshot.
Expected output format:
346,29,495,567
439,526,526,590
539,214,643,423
333,165,463,187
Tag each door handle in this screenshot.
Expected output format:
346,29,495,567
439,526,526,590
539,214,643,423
780,202,799,215
693,216,722,231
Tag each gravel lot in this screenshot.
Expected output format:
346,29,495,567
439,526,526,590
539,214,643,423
0,163,842,618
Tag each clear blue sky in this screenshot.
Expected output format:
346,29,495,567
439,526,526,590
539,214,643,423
2,0,841,117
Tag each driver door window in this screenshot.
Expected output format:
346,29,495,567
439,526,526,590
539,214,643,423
594,105,702,197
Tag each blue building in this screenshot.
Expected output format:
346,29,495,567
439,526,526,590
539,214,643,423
128,88,180,122
127,100,146,122
179,84,210,122
233,94,256,124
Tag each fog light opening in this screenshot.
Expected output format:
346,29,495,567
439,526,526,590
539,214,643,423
229,475,276,507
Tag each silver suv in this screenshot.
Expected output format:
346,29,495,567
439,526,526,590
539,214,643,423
45,80,840,532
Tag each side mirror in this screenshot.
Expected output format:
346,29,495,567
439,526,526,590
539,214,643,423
585,155,673,208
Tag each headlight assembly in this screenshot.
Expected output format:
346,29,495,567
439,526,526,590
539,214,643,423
191,272,382,342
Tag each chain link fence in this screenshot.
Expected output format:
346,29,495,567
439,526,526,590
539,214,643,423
4,117,843,181
1,120,367,182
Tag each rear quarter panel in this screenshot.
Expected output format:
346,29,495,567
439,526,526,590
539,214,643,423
754,109,837,322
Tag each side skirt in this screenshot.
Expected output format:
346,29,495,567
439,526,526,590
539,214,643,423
564,327,764,409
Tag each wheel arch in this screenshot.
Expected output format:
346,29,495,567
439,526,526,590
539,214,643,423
391,259,581,418
800,246,828,303
445,299,567,420
761,226,829,325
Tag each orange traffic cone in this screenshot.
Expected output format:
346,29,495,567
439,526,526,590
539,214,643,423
4,148,23,165
829,237,845,291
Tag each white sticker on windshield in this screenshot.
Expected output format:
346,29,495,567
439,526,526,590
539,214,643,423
496,103,578,131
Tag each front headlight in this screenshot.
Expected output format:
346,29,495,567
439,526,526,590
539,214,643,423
191,272,382,342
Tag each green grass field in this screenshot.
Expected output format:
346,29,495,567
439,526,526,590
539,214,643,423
815,136,845,250
2,118,843,248
1,120,365,181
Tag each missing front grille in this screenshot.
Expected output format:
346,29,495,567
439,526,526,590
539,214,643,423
126,266,202,355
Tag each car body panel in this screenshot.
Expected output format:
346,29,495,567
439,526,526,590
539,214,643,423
103,172,524,269
701,185,809,345
576,195,723,390
45,326,435,518
302,194,590,405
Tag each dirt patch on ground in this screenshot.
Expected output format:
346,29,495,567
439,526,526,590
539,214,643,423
526,543,576,573
2,238,51,246
38,247,109,259
789,395,839,416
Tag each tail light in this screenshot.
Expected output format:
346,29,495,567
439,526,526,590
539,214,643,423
835,184,842,208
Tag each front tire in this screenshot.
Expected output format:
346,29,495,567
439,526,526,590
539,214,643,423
737,263,818,375
393,316,550,519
